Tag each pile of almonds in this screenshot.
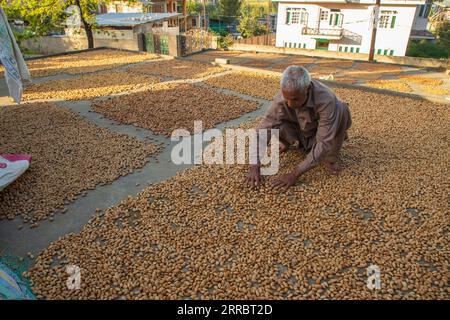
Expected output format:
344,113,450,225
23,71,160,102
397,75,450,96
186,50,245,63
418,85,450,96
0,102,157,224
28,87,449,299
332,76,359,85
345,62,403,80
127,59,224,80
399,75,443,86
271,56,318,72
365,79,412,93
22,49,161,78
91,83,259,136
204,71,281,100
239,59,276,69
307,59,354,76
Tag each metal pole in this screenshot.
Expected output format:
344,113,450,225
203,0,207,31
266,0,271,45
368,0,380,62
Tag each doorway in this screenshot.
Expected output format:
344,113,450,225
315,39,329,50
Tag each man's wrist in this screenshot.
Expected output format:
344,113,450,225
292,167,303,178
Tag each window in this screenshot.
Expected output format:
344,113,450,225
344,47,348,52
384,49,388,55
378,15,390,28
356,47,360,53
329,10,343,27
115,4,123,13
390,15,396,28
303,43,306,49
419,5,425,17
389,50,394,56
377,49,382,55
350,47,354,53
339,46,343,52
419,3,431,18
379,11,397,29
286,8,308,25
192,18,196,27
320,10,328,21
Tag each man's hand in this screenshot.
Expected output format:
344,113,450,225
245,164,261,188
272,168,301,190
323,161,341,175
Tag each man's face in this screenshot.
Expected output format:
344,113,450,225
282,87,309,109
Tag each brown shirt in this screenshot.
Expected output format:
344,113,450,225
257,79,351,173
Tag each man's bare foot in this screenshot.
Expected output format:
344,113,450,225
324,161,341,175
279,142,288,154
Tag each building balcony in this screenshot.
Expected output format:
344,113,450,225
301,27,343,40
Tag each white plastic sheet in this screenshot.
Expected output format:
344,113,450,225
0,154,31,191
0,7,30,104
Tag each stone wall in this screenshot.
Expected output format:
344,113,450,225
229,43,449,69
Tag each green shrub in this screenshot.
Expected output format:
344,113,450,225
406,40,449,59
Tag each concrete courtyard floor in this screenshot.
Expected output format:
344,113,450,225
0,51,270,259
185,50,450,105
0,49,448,299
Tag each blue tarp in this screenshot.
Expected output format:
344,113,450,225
0,261,35,300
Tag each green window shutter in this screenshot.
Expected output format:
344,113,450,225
286,11,291,24
390,50,394,56
356,48,360,53
390,15,396,28
289,42,292,48
293,43,297,48
384,49,388,55
377,49,381,55
335,14,339,26
329,14,333,25
350,47,354,53
339,46,342,52
344,47,348,52
303,43,306,48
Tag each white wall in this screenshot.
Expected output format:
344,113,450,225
107,1,145,13
412,4,428,30
374,5,417,56
275,3,321,49
93,29,134,40
275,2,419,56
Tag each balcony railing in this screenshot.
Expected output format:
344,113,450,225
302,27,343,38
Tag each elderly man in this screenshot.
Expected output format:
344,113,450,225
246,65,352,189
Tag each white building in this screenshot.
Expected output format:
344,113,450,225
98,0,179,14
274,0,430,56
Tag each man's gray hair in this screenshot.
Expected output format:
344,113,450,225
280,65,311,92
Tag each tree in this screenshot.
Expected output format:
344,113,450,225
186,0,202,14
219,0,241,23
0,0,133,49
406,22,450,59
237,5,265,38
435,22,450,53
